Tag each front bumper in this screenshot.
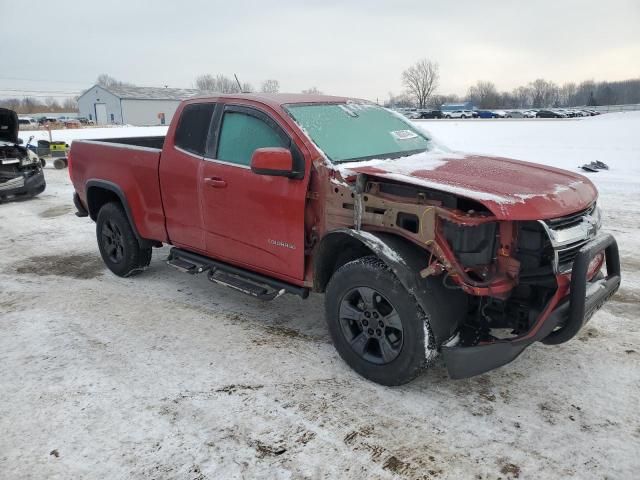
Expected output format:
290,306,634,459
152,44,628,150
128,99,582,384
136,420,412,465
442,233,621,379
0,168,46,199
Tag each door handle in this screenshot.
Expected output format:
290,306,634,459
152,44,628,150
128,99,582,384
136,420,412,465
204,177,227,188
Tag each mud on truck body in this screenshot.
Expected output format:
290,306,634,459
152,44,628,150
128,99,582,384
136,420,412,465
69,94,620,385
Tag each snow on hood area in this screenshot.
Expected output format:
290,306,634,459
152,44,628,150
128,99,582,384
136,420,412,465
334,145,597,219
2,111,639,480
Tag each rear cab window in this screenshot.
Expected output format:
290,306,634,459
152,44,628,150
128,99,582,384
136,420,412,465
174,103,216,156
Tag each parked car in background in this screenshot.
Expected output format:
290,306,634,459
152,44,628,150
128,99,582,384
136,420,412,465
537,109,564,118
444,110,470,119
523,110,537,118
62,118,82,127
476,110,497,118
492,110,508,118
417,109,443,119
18,117,38,127
77,116,95,125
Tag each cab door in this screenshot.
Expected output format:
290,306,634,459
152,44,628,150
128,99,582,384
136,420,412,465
159,102,215,252
200,104,309,282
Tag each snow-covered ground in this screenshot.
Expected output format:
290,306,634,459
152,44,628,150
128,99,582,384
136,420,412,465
1,114,638,479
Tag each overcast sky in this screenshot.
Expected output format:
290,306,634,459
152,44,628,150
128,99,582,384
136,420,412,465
2,0,639,102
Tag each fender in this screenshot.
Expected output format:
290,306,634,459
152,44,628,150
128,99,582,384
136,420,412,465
318,228,467,344
85,179,152,247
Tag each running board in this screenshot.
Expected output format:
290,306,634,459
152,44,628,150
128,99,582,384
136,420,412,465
167,248,309,300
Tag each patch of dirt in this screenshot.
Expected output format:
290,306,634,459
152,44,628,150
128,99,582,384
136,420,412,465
215,384,264,395
382,455,411,475
39,205,73,218
578,327,600,342
0,296,21,313
249,440,287,458
619,254,640,272
498,459,521,479
612,287,640,305
15,253,104,279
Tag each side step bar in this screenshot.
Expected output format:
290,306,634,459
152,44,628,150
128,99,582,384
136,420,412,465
167,248,309,301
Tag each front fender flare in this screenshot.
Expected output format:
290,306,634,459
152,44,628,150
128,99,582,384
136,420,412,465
321,229,467,344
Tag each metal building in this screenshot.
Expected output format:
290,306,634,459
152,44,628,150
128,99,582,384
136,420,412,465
77,85,201,126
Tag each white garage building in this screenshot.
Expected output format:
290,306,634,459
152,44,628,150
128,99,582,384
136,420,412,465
77,85,201,126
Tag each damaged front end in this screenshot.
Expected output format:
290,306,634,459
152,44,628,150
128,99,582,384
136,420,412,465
0,108,46,201
325,172,620,378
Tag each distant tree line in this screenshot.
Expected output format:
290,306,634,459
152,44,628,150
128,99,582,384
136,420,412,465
463,78,640,109
0,96,78,114
392,59,640,109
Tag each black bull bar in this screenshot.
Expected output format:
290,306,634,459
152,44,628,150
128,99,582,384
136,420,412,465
442,233,621,379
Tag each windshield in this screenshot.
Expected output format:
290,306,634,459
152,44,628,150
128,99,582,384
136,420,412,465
285,103,432,163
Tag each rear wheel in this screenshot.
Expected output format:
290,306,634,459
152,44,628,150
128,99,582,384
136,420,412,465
96,202,152,277
325,256,435,386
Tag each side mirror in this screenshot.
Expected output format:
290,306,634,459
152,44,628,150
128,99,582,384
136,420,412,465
250,147,294,177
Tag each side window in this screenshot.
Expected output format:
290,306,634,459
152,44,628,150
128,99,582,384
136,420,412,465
175,103,215,155
216,111,286,166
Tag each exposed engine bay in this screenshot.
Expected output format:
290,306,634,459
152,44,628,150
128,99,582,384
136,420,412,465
0,108,46,200
327,172,603,346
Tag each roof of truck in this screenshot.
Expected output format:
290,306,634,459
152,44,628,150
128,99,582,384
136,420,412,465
189,93,355,108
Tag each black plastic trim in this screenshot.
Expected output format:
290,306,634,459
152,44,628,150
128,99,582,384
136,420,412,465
85,179,148,246
543,232,620,344
442,232,621,379
169,247,309,299
73,192,89,217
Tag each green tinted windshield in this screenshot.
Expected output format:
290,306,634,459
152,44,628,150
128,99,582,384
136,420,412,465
285,103,431,163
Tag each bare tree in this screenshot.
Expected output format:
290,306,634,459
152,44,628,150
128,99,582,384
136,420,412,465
512,86,532,108
63,97,78,112
429,93,460,108
301,87,322,94
96,74,134,89
402,59,439,109
466,81,500,108
261,79,280,93
529,79,559,108
195,74,246,93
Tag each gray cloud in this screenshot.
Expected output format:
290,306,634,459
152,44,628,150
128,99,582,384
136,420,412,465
2,0,639,101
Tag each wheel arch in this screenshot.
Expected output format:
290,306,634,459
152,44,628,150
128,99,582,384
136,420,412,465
315,229,468,344
86,179,150,247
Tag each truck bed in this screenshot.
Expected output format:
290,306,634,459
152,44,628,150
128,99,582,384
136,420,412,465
96,135,165,150
69,137,167,242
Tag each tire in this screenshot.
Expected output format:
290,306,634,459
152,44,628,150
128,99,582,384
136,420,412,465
96,202,152,277
325,256,435,386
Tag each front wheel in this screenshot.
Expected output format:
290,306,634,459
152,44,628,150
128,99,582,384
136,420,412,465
325,256,435,386
96,202,152,277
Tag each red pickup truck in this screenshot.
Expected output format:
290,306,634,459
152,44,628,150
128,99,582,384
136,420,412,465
69,94,620,385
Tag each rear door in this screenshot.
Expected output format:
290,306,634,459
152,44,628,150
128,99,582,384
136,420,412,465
159,102,216,252
200,104,309,282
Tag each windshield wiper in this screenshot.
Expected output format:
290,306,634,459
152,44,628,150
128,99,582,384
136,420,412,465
334,148,429,164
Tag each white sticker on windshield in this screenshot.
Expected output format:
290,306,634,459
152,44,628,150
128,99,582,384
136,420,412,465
390,130,418,140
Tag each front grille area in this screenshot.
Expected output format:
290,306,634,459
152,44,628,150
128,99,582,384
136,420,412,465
545,203,595,230
557,239,590,271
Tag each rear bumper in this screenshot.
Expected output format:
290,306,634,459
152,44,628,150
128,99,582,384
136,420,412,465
0,168,46,199
442,233,621,379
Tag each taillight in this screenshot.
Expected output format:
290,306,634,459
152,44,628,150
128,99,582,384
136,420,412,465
67,149,73,179
587,251,605,280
